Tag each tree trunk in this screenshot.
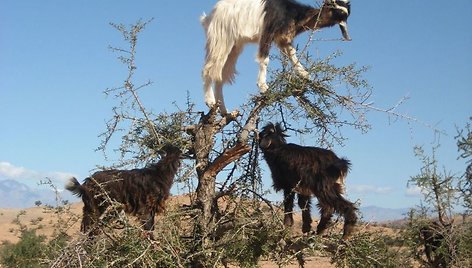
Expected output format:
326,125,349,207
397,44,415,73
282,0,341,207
193,108,218,250
190,100,265,266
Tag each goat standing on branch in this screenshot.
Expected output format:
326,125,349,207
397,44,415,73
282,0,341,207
259,123,357,239
201,0,351,114
66,144,182,234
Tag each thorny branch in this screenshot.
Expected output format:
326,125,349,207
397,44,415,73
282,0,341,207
99,19,164,162
83,17,449,267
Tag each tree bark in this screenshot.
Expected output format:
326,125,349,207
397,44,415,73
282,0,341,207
190,98,266,265
193,107,218,248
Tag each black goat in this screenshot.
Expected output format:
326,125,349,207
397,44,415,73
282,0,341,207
420,221,450,267
259,123,357,239
66,144,182,233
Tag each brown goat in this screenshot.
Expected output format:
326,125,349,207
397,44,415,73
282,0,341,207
259,122,357,239
66,144,182,233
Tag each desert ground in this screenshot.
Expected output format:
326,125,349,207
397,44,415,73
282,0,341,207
0,196,359,267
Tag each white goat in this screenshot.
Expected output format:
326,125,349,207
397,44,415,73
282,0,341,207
201,0,351,114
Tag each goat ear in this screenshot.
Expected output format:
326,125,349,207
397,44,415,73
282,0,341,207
263,122,275,134
275,122,282,130
274,123,288,136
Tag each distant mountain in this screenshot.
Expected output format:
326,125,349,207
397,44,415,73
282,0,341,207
0,179,77,208
0,179,31,192
360,206,410,222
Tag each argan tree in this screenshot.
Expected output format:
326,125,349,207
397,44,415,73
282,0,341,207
405,123,472,267
58,20,412,267
456,117,472,213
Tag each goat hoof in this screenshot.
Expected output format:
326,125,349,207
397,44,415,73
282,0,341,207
342,224,356,240
283,216,294,227
302,230,316,237
208,102,226,115
229,110,239,118
206,103,218,113
302,225,312,234
298,71,310,80
257,83,269,93
222,110,239,120
142,230,155,241
204,97,217,108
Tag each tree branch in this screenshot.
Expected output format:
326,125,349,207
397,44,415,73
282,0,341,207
206,142,251,178
204,96,266,178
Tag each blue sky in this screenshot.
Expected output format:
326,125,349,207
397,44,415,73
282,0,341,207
1,0,471,210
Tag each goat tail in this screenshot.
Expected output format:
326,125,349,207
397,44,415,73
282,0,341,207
335,158,351,178
65,177,84,198
328,158,351,194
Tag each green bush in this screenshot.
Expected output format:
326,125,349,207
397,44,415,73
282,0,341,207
1,228,47,268
328,231,413,268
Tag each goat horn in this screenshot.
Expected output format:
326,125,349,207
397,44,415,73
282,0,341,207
339,21,352,41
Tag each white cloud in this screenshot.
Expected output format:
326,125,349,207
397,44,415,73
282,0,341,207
0,161,76,189
350,184,393,194
0,162,34,178
405,185,423,197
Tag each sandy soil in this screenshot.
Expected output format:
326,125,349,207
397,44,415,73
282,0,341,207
0,196,335,267
0,204,83,244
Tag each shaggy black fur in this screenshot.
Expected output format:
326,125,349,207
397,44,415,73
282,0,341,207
259,122,357,239
66,144,182,233
420,221,450,267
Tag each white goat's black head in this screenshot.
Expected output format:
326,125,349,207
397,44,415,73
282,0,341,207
259,122,289,150
324,0,352,40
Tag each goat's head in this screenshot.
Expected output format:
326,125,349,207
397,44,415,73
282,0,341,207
159,144,182,157
323,0,351,41
259,122,288,150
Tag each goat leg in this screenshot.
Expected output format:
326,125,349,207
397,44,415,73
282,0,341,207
298,194,313,233
316,203,334,236
283,190,295,227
